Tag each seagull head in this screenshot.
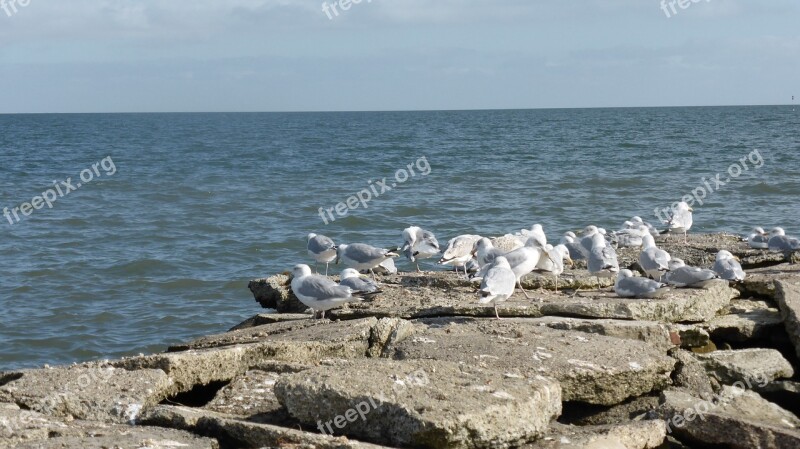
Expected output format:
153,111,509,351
292,264,312,278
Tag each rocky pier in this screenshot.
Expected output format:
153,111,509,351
2,233,800,448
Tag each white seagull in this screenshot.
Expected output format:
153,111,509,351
401,226,441,272
478,256,517,319
291,264,366,319
307,233,337,275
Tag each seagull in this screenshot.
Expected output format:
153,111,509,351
503,239,546,299
587,232,619,290
713,250,746,282
747,227,769,249
560,231,588,261
491,234,525,252
612,222,648,248
439,234,482,276
519,224,547,248
401,226,441,272
290,264,366,319
639,234,672,281
768,227,800,253
579,225,605,254
534,244,574,291
631,216,660,237
478,256,517,319
665,264,719,288
473,237,506,267
615,269,669,299
335,243,400,279
662,201,693,244
307,233,337,276
339,268,381,294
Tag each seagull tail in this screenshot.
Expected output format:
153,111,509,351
353,289,383,300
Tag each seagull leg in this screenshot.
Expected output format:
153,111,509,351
555,275,559,293
416,262,421,273
684,231,688,245
324,263,329,277
321,310,325,320
370,269,377,281
495,303,502,320
314,262,319,274
518,279,532,299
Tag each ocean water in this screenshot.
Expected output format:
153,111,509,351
1,106,798,370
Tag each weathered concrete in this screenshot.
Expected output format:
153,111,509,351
776,279,800,360
391,318,675,405
668,324,710,349
248,274,306,313
660,387,800,449
704,299,784,342
669,349,718,400
0,366,173,424
274,359,562,449
564,396,662,427
524,421,667,449
695,348,795,386
229,313,310,331
0,402,218,449
143,404,390,449
530,316,675,352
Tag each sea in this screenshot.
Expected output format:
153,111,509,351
1,106,798,370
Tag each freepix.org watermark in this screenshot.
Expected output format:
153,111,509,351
1,0,31,17
653,149,764,224
660,0,711,19
322,0,372,20
318,156,431,225
3,156,117,226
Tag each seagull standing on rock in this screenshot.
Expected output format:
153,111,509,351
439,234,482,275
290,264,367,319
639,234,672,281
534,244,573,291
662,201,693,244
478,256,517,319
307,233,337,276
401,226,441,272
336,243,399,279
503,239,547,299
713,250,746,282
587,232,620,290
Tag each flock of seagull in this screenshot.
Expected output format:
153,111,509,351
290,201,798,319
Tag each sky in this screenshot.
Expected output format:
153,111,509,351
0,0,798,113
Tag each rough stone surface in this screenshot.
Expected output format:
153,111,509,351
391,318,675,405
776,279,800,360
704,300,783,342
660,387,800,449
274,359,562,449
0,366,173,424
524,421,667,449
564,396,662,427
0,402,218,449
530,317,675,352
142,404,389,448
695,348,795,385
669,350,718,400
229,313,310,331
203,368,300,422
249,274,306,313
668,325,710,349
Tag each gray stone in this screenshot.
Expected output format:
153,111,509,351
368,317,416,358
274,359,562,449
660,387,800,449
229,313,310,331
776,279,800,360
142,405,388,449
391,318,675,405
668,350,718,400
248,274,306,312
530,316,675,352
0,366,172,424
668,325,710,349
704,300,783,342
523,421,667,449
565,396,662,427
203,369,293,421
695,348,794,386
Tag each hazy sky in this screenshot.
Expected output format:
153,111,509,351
1,0,798,113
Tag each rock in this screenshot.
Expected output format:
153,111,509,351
659,387,800,449
203,369,296,422
668,325,710,349
0,403,217,449
248,275,306,313
530,317,675,352
228,313,310,331
143,405,388,449
368,317,415,358
704,300,783,342
391,318,675,405
523,421,667,449
0,366,172,424
776,280,800,360
695,348,794,386
738,264,800,298
668,350,717,400
274,359,562,449
562,396,662,427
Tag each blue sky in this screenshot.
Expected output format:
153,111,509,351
0,0,798,113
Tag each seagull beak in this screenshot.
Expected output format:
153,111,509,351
734,256,741,262
567,257,575,268
688,207,694,212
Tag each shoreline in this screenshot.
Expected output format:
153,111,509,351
2,232,800,448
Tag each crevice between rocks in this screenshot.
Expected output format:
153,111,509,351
160,380,230,408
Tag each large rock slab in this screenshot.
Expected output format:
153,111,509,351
530,316,675,352
738,263,800,298
524,421,667,449
274,359,562,449
248,274,306,312
391,318,675,405
695,348,794,386
1,402,218,449
776,279,800,360
704,300,783,342
0,366,172,424
142,405,389,449
660,387,800,449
